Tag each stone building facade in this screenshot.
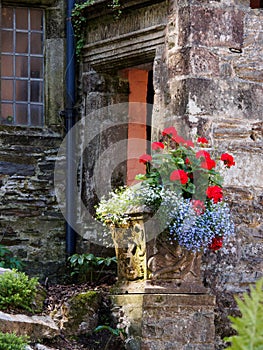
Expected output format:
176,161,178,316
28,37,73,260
0,0,262,347
0,0,67,279
77,1,262,345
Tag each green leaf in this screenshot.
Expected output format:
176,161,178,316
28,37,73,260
77,255,84,265
135,174,147,180
225,277,263,350
68,254,79,264
94,325,120,336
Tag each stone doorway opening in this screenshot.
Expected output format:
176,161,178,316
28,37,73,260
119,63,154,185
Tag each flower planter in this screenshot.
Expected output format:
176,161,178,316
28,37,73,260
97,125,235,295
109,210,207,294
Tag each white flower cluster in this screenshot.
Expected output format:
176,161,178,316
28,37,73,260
96,183,162,225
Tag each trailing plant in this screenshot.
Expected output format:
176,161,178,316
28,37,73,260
0,332,29,350
0,270,39,313
72,0,95,59
225,277,263,350
68,253,117,282
0,245,24,271
72,0,122,59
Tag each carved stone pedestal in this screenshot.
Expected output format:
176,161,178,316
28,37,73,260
110,211,206,294
109,211,215,349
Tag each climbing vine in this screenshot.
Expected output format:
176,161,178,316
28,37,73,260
72,0,122,59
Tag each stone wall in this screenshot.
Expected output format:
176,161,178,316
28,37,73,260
0,0,66,281
79,0,262,348
161,0,263,346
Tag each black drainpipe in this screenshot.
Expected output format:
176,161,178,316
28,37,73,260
65,0,76,256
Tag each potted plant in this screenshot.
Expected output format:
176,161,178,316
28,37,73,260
96,126,235,292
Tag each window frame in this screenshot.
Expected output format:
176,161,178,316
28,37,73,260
1,5,45,127
0,0,65,131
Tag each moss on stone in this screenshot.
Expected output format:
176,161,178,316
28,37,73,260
70,290,99,309
63,291,101,336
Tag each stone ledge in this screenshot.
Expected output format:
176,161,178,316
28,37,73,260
0,311,59,341
83,25,166,70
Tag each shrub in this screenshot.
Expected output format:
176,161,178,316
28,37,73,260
225,277,263,350
0,270,39,313
0,332,29,350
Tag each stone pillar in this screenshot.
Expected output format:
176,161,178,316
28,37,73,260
111,293,215,350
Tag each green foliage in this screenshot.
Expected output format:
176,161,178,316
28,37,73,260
72,0,95,59
68,253,117,282
94,324,125,338
108,0,122,18
0,270,39,313
0,332,29,350
0,245,24,270
225,277,263,350
72,0,122,58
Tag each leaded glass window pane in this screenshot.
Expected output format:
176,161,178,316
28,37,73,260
0,7,44,126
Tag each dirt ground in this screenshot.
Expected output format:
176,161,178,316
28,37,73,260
34,275,126,350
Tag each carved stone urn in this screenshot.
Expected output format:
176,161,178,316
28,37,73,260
109,209,207,294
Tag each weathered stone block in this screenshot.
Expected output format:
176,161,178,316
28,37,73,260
190,7,244,48
0,161,35,176
52,291,101,336
0,311,59,341
111,293,215,349
141,294,215,349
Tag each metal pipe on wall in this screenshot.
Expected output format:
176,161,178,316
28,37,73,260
65,0,76,256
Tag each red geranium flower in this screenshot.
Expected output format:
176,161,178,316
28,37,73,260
152,142,165,150
185,140,194,148
220,153,235,168
191,199,205,215
162,126,177,138
197,137,209,144
173,135,186,144
196,150,211,160
139,154,152,164
208,236,223,251
170,169,188,184
206,185,223,203
185,158,190,165
200,157,216,170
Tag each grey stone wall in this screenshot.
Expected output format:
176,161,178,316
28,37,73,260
0,0,66,281
0,128,65,281
80,0,262,348
160,0,263,347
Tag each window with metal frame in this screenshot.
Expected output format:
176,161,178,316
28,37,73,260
1,6,44,126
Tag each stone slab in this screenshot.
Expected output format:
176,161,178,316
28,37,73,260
0,311,59,341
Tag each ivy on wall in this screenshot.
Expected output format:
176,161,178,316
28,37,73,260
72,0,122,59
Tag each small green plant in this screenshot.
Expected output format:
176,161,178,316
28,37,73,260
94,325,126,349
68,253,117,282
0,332,29,350
225,277,263,350
0,270,39,313
0,245,24,270
95,324,125,338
